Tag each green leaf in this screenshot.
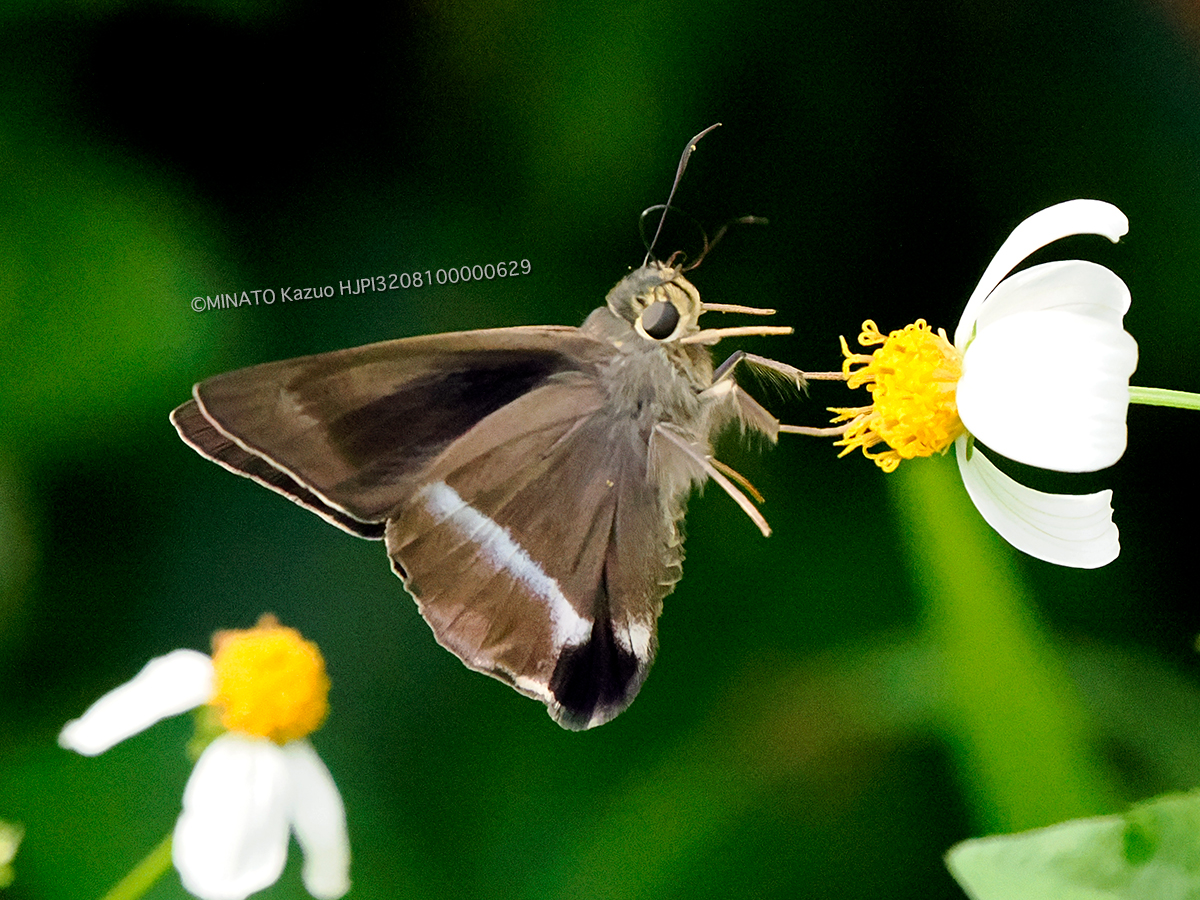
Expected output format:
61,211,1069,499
947,790,1200,900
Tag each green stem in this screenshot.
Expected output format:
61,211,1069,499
1129,386,1200,410
890,458,1119,831
99,834,172,900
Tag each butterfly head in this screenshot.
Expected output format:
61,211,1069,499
605,259,703,344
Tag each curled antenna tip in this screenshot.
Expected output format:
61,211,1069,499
688,123,722,147
645,124,724,263
684,213,770,273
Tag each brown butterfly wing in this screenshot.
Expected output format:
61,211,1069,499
172,325,687,728
171,327,610,532
385,375,686,729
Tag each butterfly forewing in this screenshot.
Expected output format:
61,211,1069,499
173,327,608,527
172,397,386,537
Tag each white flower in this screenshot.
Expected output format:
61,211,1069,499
953,200,1137,568
60,625,350,900
831,200,1138,568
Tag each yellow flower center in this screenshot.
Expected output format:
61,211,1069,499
829,319,965,472
209,616,330,744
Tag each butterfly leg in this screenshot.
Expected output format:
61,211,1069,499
700,349,808,438
710,349,806,389
653,424,771,537
705,350,845,437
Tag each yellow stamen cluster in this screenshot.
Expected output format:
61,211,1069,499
210,616,330,745
829,319,965,472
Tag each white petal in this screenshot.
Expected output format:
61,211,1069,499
971,259,1131,331
954,200,1128,348
958,305,1137,472
59,649,213,756
286,742,351,899
173,735,291,900
955,436,1119,569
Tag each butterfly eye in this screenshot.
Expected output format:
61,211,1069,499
639,299,681,340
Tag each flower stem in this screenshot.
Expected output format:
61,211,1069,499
99,834,172,900
891,457,1119,830
1129,386,1200,410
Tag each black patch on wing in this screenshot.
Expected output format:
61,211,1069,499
549,615,641,730
325,352,578,476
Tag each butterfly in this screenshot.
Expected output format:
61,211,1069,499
171,126,805,729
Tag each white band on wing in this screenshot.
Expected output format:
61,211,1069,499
417,481,593,650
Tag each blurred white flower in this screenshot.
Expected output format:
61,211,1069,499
831,200,1138,568
60,619,350,900
0,819,23,889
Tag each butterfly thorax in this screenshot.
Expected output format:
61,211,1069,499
580,309,709,425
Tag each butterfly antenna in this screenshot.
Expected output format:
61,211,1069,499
643,123,723,265
639,205,706,264
683,214,769,273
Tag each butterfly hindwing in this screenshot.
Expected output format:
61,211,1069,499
386,376,685,729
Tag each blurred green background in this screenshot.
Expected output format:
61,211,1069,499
4,0,1200,897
